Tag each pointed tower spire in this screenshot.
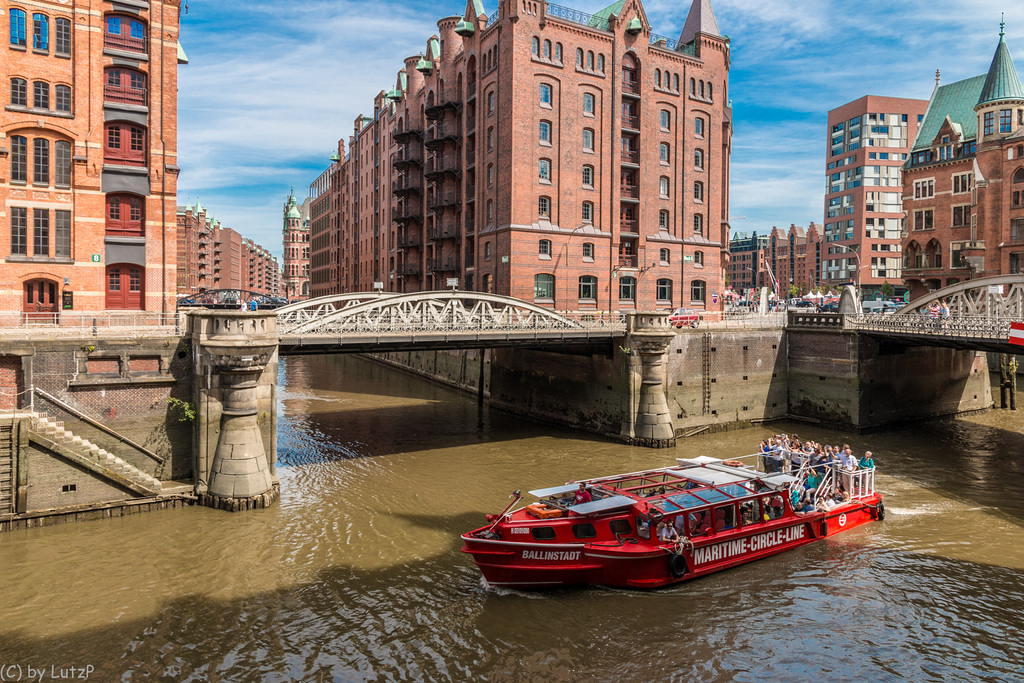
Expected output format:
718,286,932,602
977,20,1024,106
678,0,721,45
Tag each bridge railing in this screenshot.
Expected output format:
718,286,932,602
846,313,1018,340
0,311,183,338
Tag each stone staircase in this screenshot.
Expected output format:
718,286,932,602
29,413,162,495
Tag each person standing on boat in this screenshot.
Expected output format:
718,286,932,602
574,482,592,505
859,451,875,470
656,522,678,542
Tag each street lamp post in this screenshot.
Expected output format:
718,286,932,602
834,244,862,305
557,226,587,313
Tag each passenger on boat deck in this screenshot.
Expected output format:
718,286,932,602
739,500,756,525
859,451,875,469
832,485,851,504
804,469,822,501
656,521,678,542
574,483,592,505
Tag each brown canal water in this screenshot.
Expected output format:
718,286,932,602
2,354,1024,681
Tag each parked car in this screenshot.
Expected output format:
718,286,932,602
669,307,700,328
819,302,840,313
792,300,816,308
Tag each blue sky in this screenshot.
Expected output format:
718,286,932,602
176,0,1024,261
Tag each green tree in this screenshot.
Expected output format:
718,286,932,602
880,280,895,298
788,283,800,299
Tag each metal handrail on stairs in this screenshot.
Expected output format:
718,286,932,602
31,387,165,477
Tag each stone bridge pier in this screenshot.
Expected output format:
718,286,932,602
621,312,676,448
189,311,280,511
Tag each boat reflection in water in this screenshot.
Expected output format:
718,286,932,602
462,453,882,589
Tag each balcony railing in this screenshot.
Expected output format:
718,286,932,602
620,219,638,234
104,33,146,54
546,3,607,31
621,149,639,164
428,223,459,240
465,213,476,233
103,84,147,105
397,264,421,276
428,258,458,272
428,191,460,209
425,88,462,119
621,114,639,130
393,178,422,194
621,79,640,96
618,255,638,268
396,233,421,249
394,206,421,222
620,185,639,199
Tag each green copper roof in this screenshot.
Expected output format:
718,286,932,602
912,74,986,151
286,205,301,219
177,40,188,64
428,37,440,60
455,18,475,36
589,1,624,29
469,0,485,17
977,31,1024,106
399,71,407,91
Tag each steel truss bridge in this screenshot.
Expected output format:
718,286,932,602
275,291,626,354
795,275,1024,354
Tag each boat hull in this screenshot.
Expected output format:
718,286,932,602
462,494,882,590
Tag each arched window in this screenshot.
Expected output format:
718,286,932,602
694,181,704,201
10,78,26,106
534,273,555,299
32,13,48,51
55,84,71,112
543,40,551,59
539,119,551,143
583,92,594,113
672,74,679,91
707,83,713,102
105,67,146,105
655,69,662,87
597,54,605,72
487,199,493,223
660,109,671,129
660,176,669,196
660,248,670,263
104,121,146,165
690,78,696,94
484,241,492,259
695,250,704,266
695,117,705,136
691,280,706,302
576,48,583,66
531,37,539,55
582,201,594,223
538,196,551,218
587,51,594,69
555,43,562,62
33,138,49,185
695,149,704,169
539,239,552,256
660,142,670,162
106,193,144,236
699,80,705,98
693,214,704,235
657,278,672,302
582,242,594,259
10,135,27,182
54,140,71,187
33,81,49,109
104,15,146,53
9,9,27,46
55,17,71,55
1014,167,1024,183
579,275,597,300
539,83,552,104
538,158,551,180
619,275,636,301
659,210,669,230
582,128,594,151
582,164,594,186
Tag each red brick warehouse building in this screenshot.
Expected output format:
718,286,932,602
309,0,732,313
903,26,1024,297
1,1,183,315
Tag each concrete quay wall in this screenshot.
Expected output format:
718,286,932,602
0,336,193,523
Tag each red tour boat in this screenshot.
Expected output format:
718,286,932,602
461,454,883,589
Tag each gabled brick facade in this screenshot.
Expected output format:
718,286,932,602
308,0,731,312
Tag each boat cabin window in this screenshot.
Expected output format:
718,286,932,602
531,527,557,540
739,499,761,525
714,505,737,531
635,516,650,540
572,523,597,539
688,510,714,537
763,495,785,520
609,519,631,536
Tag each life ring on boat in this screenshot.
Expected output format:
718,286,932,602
722,460,744,468
668,553,689,579
648,507,664,522
875,501,885,521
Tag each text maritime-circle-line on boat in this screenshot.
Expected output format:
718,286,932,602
461,452,882,590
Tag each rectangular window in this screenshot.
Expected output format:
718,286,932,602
953,173,972,194
582,242,594,259
55,18,71,55
582,165,593,186
660,110,670,129
984,111,994,135
11,136,27,182
1000,109,1012,133
538,159,550,180
539,120,551,143
952,205,971,227
33,209,49,256
583,128,594,151
10,207,27,255
694,117,704,137
55,85,71,113
539,83,551,105
55,210,71,257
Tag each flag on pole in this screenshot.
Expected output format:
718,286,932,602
1011,321,1024,347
